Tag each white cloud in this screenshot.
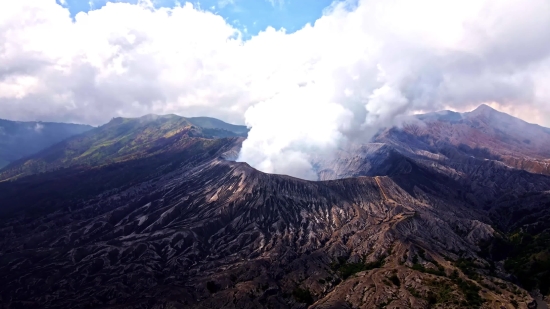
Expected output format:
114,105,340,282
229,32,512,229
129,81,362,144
1,0,550,178
266,0,284,8
34,123,44,133
217,0,234,9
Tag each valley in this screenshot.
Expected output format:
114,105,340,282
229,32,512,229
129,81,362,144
0,119,92,170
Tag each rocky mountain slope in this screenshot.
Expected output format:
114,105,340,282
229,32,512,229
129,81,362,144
386,104,550,175
0,157,527,309
314,105,550,304
0,118,92,169
0,106,549,309
0,114,247,181
187,116,249,136
315,104,550,180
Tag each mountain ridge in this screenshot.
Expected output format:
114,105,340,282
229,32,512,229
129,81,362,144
0,105,549,308
0,114,247,181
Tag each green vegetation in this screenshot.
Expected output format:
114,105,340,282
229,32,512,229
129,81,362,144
426,280,454,305
409,248,446,277
0,137,234,218
292,288,314,305
407,287,422,298
407,249,484,308
206,281,220,293
411,263,446,276
411,276,484,308
447,260,485,308
0,114,246,181
455,258,481,281
503,231,550,295
331,255,386,279
187,117,249,135
455,277,484,308
479,229,550,295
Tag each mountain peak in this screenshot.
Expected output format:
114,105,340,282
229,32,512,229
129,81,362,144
472,103,497,113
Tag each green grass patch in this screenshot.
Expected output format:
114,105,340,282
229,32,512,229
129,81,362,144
426,281,453,305
455,258,481,281
503,231,550,295
331,255,386,279
292,288,313,305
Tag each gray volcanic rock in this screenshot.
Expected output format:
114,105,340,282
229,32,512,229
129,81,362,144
313,143,403,180
0,156,534,308
398,104,550,175
1,106,549,309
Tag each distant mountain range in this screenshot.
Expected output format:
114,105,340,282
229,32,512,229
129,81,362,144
315,104,550,179
0,106,549,309
0,119,93,169
0,115,248,181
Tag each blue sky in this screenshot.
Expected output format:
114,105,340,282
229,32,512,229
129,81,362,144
60,0,336,36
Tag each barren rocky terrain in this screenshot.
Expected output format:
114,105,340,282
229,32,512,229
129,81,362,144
1,106,549,308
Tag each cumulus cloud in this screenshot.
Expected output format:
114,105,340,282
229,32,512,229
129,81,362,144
1,0,550,179
0,0,250,124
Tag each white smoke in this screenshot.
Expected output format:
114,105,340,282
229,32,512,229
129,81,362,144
238,82,353,180
238,0,550,179
2,0,550,179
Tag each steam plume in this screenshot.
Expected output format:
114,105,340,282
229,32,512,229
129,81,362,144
238,0,550,179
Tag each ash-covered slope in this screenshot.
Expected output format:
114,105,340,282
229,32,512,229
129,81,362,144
424,104,550,160
1,106,549,308
317,105,550,180
388,104,550,175
313,105,550,302
0,155,535,309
